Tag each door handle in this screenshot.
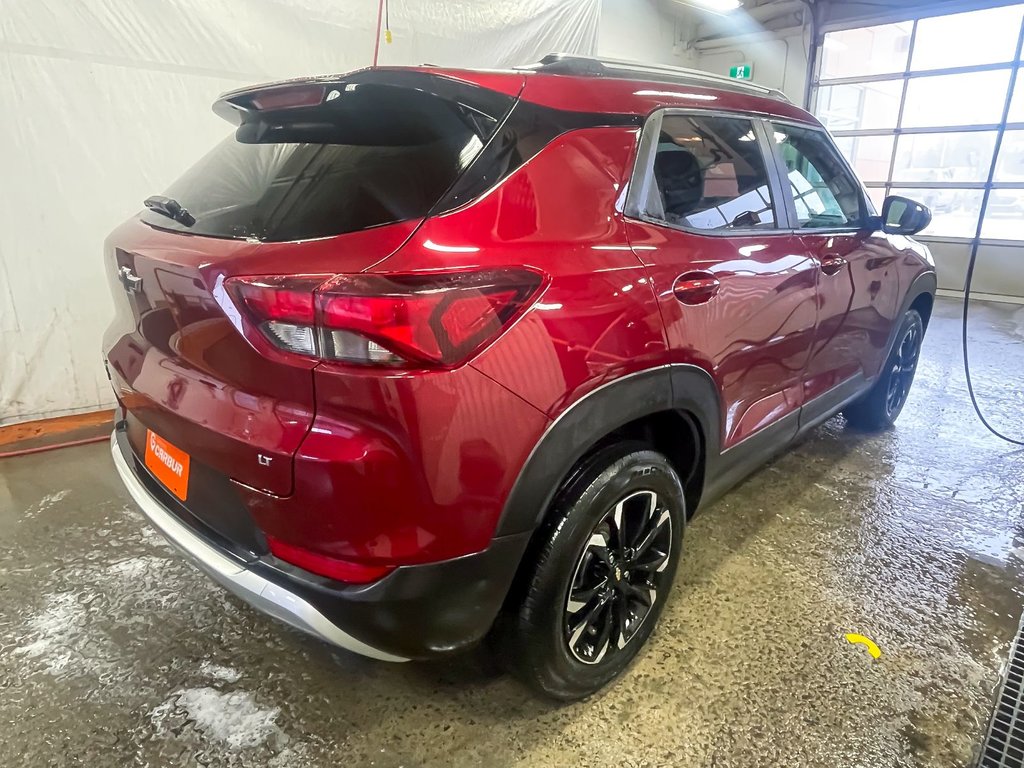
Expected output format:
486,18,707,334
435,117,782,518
820,255,848,276
672,271,720,305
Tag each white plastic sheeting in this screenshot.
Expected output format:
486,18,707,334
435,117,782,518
0,0,602,425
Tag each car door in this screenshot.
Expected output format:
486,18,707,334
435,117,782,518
765,120,904,418
624,110,819,451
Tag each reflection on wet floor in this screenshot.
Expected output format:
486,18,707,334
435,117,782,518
1,297,1023,767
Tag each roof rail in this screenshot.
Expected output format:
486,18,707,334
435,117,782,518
520,53,791,103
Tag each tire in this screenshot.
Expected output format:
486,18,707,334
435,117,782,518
495,442,686,700
844,309,924,431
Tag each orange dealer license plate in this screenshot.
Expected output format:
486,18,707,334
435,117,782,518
144,429,190,501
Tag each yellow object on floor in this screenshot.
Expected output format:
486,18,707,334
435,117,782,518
845,633,882,659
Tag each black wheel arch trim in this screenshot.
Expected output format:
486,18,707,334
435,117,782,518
494,363,720,538
898,270,936,333
877,269,936,383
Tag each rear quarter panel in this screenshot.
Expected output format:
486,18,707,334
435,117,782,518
378,125,669,417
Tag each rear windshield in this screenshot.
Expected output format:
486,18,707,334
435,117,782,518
142,78,514,242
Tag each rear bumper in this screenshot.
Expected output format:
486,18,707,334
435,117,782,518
110,429,531,660
111,431,408,661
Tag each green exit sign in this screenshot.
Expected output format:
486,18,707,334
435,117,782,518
729,64,753,80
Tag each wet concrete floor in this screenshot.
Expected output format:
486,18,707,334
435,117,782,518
2,297,1024,767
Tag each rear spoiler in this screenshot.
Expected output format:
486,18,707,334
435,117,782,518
212,68,526,126
212,72,366,125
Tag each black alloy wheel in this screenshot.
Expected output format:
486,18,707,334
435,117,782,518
493,443,685,700
564,490,672,665
885,321,922,419
845,308,925,431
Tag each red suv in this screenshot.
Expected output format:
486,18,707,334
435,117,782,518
104,55,936,699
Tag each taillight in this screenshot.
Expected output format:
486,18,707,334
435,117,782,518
225,268,544,367
228,275,326,357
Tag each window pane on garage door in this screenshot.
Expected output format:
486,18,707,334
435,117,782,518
816,80,903,132
819,23,912,79
889,187,984,237
1008,79,1024,123
982,192,1024,239
911,5,1024,71
902,70,1012,128
833,134,894,183
994,130,1024,182
866,186,887,214
892,131,997,184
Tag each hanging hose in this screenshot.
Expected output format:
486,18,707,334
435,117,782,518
372,0,392,66
372,0,385,66
962,247,1024,446
960,20,1024,446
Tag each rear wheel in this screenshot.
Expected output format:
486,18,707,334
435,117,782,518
496,443,685,700
844,309,924,431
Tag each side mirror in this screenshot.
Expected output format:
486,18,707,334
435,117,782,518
881,195,931,236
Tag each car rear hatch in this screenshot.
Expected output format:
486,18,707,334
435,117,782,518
104,69,520,505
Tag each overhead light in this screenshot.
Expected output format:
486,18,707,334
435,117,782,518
674,0,742,13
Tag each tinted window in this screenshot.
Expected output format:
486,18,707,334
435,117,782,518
142,81,513,242
643,115,776,231
771,122,865,228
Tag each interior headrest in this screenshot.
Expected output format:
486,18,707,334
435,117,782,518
654,150,701,179
653,150,704,216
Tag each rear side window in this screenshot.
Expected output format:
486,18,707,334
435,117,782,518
642,114,777,231
770,122,865,229
143,79,514,242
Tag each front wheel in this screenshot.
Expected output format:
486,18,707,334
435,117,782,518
844,308,924,431
495,443,686,700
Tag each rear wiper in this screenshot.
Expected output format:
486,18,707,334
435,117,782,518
143,195,196,227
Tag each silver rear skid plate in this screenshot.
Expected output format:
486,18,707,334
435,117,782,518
109,432,407,663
